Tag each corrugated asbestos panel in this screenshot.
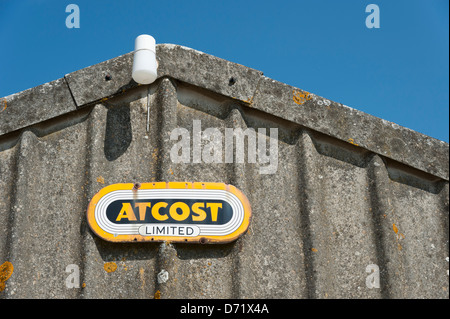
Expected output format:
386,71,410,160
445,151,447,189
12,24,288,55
1,60,449,299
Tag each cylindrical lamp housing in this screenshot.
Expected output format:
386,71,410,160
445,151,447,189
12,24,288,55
132,35,157,85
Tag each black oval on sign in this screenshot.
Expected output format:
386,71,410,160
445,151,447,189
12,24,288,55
106,199,233,225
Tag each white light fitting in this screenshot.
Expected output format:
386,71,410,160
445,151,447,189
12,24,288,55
132,34,157,85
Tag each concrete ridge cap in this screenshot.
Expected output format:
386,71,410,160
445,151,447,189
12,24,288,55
255,74,448,146
250,75,448,180
0,44,448,180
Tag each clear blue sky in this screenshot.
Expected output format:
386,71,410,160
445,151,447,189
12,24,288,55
1,0,448,142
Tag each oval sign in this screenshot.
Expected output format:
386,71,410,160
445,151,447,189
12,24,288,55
87,182,252,243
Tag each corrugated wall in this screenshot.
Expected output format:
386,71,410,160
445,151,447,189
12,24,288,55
0,47,448,299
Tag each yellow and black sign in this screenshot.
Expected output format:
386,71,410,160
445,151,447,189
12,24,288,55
87,182,251,243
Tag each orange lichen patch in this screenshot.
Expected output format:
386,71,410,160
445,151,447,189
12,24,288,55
154,290,161,299
0,98,7,113
293,89,312,105
347,138,359,146
0,261,14,292
242,95,255,106
311,248,318,252
139,267,146,289
104,262,117,273
393,223,399,234
151,148,159,160
393,224,405,250
97,176,105,184
82,282,86,288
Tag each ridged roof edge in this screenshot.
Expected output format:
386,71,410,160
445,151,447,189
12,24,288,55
1,44,448,180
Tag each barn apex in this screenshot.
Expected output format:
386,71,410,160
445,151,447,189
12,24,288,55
0,43,448,299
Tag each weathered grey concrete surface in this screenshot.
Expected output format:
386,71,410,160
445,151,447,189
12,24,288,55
0,78,77,136
65,53,136,107
0,44,448,299
250,76,449,181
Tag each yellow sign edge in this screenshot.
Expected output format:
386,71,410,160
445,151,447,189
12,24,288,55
86,182,252,244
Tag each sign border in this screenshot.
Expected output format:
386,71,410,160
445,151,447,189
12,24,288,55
87,182,252,244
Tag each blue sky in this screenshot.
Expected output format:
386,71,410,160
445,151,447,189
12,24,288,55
0,0,448,142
